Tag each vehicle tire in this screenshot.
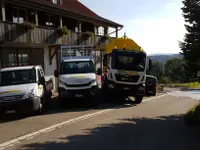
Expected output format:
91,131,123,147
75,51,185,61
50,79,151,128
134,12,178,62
59,97,66,108
135,96,143,104
0,112,3,120
102,85,110,102
89,95,99,107
152,85,157,96
35,98,44,115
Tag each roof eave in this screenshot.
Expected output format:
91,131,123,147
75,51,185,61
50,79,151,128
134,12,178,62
10,0,123,28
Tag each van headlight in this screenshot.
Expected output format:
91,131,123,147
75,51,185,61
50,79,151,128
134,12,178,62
23,89,35,99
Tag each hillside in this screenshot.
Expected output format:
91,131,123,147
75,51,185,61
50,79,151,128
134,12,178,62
149,54,183,64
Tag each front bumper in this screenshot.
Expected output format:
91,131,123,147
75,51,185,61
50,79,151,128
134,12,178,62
59,86,99,99
104,81,146,96
0,97,40,114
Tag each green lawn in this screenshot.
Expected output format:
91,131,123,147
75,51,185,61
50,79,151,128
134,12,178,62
169,82,200,89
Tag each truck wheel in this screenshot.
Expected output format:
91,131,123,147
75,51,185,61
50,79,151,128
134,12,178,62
89,96,99,107
135,96,143,104
152,85,157,96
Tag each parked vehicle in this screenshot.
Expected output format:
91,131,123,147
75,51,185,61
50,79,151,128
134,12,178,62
145,75,157,96
54,46,99,106
0,65,53,117
99,36,152,103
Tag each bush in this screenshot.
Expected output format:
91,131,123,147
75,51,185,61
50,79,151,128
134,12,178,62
159,76,171,84
57,26,70,36
157,84,164,92
184,103,200,126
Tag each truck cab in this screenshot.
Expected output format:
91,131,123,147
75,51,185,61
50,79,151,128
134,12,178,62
0,65,53,117
101,49,152,103
54,56,99,106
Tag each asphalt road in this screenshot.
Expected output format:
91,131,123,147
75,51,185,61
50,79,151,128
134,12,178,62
1,92,200,150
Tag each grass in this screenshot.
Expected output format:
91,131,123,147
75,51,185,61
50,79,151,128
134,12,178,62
184,103,200,126
168,82,200,89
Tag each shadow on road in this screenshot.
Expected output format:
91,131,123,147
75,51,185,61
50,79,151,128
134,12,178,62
20,115,200,150
0,96,137,123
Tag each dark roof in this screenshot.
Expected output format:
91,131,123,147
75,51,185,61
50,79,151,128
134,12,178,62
33,0,123,27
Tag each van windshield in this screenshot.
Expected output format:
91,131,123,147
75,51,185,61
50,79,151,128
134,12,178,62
0,69,36,86
60,61,95,74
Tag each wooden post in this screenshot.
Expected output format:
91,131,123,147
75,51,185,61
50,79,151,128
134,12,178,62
1,0,6,21
104,26,108,35
116,27,118,38
78,20,82,32
35,10,38,26
60,16,63,27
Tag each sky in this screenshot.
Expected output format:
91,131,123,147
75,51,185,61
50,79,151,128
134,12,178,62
79,0,186,55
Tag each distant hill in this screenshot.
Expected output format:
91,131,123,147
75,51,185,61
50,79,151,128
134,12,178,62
149,54,183,64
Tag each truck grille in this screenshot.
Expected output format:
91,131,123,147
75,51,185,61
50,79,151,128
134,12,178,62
115,74,140,82
0,95,23,102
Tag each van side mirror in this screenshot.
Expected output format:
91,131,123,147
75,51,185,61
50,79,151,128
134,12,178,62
96,68,102,75
54,69,59,77
40,77,45,85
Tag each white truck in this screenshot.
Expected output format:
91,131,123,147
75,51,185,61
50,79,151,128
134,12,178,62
54,46,100,106
99,37,152,103
0,65,53,117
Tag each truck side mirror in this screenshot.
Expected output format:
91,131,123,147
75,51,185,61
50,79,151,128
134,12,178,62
96,68,102,75
54,69,59,77
148,58,152,71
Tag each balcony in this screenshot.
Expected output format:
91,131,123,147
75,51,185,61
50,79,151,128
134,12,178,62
0,21,112,48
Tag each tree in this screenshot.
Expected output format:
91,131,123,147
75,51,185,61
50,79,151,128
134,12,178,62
179,0,200,75
150,61,164,80
164,58,187,82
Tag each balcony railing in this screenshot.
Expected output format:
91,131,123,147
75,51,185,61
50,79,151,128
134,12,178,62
0,21,113,48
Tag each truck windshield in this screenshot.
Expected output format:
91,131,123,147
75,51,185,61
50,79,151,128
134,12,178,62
0,69,36,86
60,61,95,74
111,51,146,71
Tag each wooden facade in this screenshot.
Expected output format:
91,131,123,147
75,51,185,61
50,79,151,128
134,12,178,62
0,0,122,70
0,21,112,47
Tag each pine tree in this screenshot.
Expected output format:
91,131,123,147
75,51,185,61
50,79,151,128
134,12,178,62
179,0,200,76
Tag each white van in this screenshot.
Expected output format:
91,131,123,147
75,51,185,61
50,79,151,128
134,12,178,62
54,56,100,106
0,65,53,117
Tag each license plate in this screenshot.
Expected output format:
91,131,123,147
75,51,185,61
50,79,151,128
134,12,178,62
6,110,16,114
75,94,83,97
123,87,130,90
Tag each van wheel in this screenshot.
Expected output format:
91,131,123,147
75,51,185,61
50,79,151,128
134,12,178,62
0,112,3,120
135,96,143,104
35,99,43,115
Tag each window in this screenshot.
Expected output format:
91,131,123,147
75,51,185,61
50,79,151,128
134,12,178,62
8,53,17,66
12,7,27,23
8,52,28,66
52,0,62,4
